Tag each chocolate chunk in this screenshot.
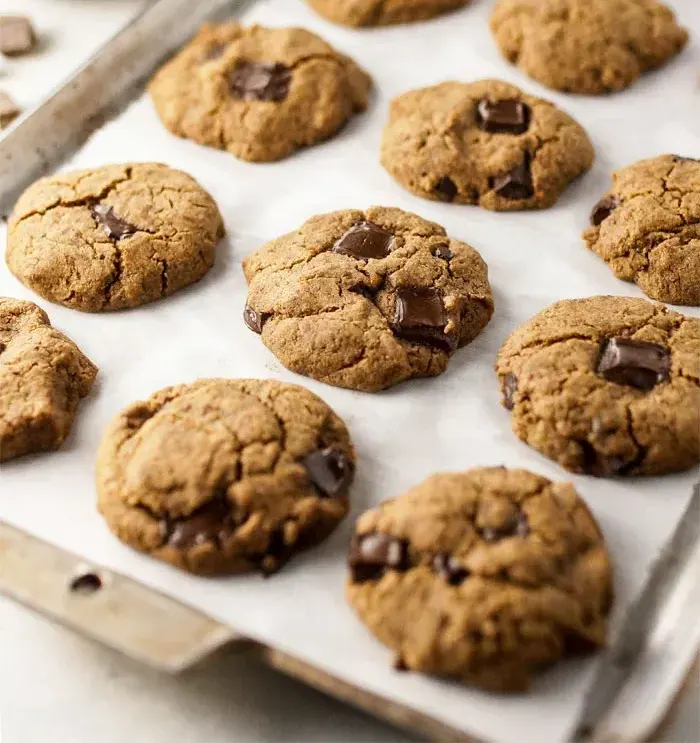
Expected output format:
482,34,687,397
167,498,235,549
392,287,454,352
333,221,395,260
303,447,353,498
503,373,518,410
243,305,267,334
432,552,470,585
348,532,410,583
476,98,530,135
434,176,457,202
0,91,20,129
579,441,628,478
393,656,409,672
90,204,137,240
0,16,35,57
597,338,670,390
590,195,620,226
490,154,534,200
230,61,291,102
481,510,529,542
433,245,454,261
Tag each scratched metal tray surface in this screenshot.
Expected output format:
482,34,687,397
0,1,699,741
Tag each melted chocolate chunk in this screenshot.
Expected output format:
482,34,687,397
333,221,395,260
69,572,103,595
597,338,670,390
348,532,410,583
490,154,534,200
434,176,457,202
166,498,235,549
90,204,137,240
481,510,529,542
303,447,353,498
392,287,453,352
230,61,291,102
243,305,267,334
433,245,454,261
432,552,470,585
476,98,530,135
503,373,518,410
579,440,629,478
590,195,620,226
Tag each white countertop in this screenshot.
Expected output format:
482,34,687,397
0,2,697,742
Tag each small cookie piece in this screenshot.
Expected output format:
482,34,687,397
307,0,469,27
243,207,494,392
380,79,593,211
496,296,700,477
6,163,224,312
0,92,20,129
583,155,700,306
97,379,355,576
347,467,612,691
0,298,97,462
491,0,688,95
0,16,35,57
149,23,372,163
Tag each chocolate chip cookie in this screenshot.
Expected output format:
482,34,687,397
306,0,469,27
347,467,612,691
242,207,494,392
149,23,372,163
496,296,700,477
491,0,688,95
0,298,97,462
380,79,594,211
584,155,700,306
97,378,355,576
6,163,224,312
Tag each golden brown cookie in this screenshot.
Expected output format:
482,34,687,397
242,207,494,392
496,296,700,477
6,163,224,312
0,297,97,462
346,467,612,692
149,23,372,162
491,0,688,95
583,155,700,306
97,378,355,576
380,79,594,211
306,0,469,27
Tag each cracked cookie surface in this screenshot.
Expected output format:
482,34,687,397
0,297,97,462
307,0,469,27
583,155,700,306
7,163,224,312
97,378,355,576
242,207,494,392
496,296,700,477
148,23,372,163
380,79,594,211
491,0,688,95
346,467,612,691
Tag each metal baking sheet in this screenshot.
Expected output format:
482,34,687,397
1,1,699,741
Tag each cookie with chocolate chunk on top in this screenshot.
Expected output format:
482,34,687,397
242,207,494,392
584,155,700,306
496,296,700,476
381,79,593,211
97,379,355,576
347,467,612,691
149,22,372,162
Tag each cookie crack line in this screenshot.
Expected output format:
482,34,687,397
11,168,134,228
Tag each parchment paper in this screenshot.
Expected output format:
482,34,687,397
1,1,699,741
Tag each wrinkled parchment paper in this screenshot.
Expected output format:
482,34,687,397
1,1,699,740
